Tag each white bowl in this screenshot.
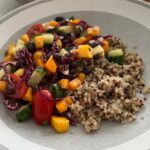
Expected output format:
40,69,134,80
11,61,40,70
0,0,150,150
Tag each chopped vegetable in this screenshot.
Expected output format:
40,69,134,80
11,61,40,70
45,55,57,74
56,39,62,48
14,68,25,77
69,78,81,90
16,104,32,122
51,116,69,133
56,99,68,113
107,49,124,65
49,20,58,27
33,51,45,67
0,69,5,79
34,35,44,49
78,73,86,82
74,37,86,45
91,45,104,57
43,33,54,45
58,79,69,89
78,45,93,59
51,83,64,98
102,40,110,54
58,26,74,34
87,26,101,36
0,81,7,92
59,48,68,57
32,90,54,125
7,43,15,56
28,67,47,87
23,87,33,102
21,34,30,44
70,19,80,24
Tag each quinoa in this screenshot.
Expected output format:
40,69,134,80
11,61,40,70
67,37,146,133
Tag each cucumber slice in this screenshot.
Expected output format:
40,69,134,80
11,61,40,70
58,26,74,34
14,40,26,55
28,67,47,87
43,33,54,44
59,48,68,57
16,104,32,122
0,69,5,79
45,26,55,33
91,45,104,56
107,49,124,65
51,83,64,98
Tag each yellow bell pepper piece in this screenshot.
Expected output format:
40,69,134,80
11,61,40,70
14,68,25,77
34,35,44,49
70,19,80,24
21,34,29,44
69,78,81,90
87,26,101,36
3,55,14,62
0,81,7,92
51,116,69,133
74,37,86,45
23,87,33,102
49,20,58,27
64,96,73,105
56,39,62,48
45,55,57,74
78,73,86,82
102,40,110,54
7,43,15,56
56,99,68,113
33,51,45,67
58,79,69,89
78,45,93,59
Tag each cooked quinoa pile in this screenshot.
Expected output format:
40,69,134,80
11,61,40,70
67,37,145,133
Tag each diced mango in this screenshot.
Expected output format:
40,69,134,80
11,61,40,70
78,73,86,82
78,45,93,59
45,55,57,74
33,51,45,67
56,39,62,48
23,87,33,102
0,81,7,92
21,34,29,44
34,35,44,49
87,26,101,36
7,43,15,56
58,79,69,89
56,99,68,113
69,78,81,90
3,55,14,61
74,37,86,45
51,116,69,133
49,20,58,27
14,68,25,77
70,19,80,24
102,40,110,54
64,96,73,105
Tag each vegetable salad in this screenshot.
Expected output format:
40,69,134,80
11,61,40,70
0,16,124,133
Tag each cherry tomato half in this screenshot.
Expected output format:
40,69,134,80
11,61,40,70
32,90,54,125
6,74,28,99
27,24,45,38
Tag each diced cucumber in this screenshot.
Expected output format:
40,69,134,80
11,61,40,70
91,45,104,56
43,33,54,44
58,26,74,34
16,104,32,122
51,83,64,98
45,26,55,33
107,49,124,65
14,40,26,55
59,48,68,57
28,67,47,87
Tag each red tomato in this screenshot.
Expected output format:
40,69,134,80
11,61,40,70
6,74,28,99
32,90,54,125
27,24,45,38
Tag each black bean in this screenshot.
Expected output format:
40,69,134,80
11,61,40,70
93,54,100,60
70,62,78,67
89,41,99,48
55,16,65,22
70,69,76,74
53,53,62,61
20,100,29,105
83,68,92,74
27,42,36,53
